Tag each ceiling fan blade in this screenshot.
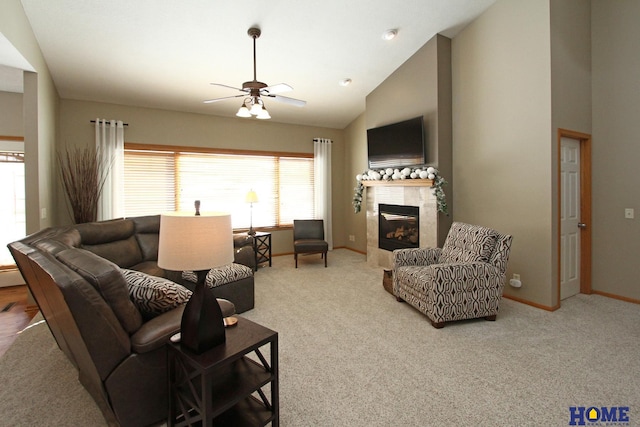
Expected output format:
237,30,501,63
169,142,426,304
203,94,245,104
261,83,292,94
267,94,307,107
210,83,247,92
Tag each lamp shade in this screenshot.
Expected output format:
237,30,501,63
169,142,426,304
158,212,234,271
245,190,259,204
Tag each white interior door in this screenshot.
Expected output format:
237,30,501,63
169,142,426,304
560,137,581,300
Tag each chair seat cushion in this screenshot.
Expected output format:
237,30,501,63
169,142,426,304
294,239,328,252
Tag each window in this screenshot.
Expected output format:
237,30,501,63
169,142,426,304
0,139,25,267
124,144,314,229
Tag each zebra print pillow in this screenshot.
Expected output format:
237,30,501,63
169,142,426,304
121,269,192,319
205,263,253,288
181,263,253,288
181,270,198,283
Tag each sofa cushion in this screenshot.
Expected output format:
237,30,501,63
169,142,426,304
135,233,160,262
121,269,192,320
75,218,134,244
56,248,143,334
440,222,499,264
33,238,71,256
130,261,165,278
133,215,161,261
82,236,144,269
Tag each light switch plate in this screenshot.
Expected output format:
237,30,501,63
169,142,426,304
625,208,634,219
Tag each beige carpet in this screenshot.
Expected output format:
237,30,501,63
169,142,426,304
1,249,639,426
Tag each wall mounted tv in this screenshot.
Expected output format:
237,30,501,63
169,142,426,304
367,116,426,169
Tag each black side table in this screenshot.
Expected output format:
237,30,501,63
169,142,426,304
253,232,272,269
168,317,279,426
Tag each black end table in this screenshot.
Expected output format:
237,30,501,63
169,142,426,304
252,232,272,269
168,317,279,426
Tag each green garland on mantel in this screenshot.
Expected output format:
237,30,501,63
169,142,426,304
352,166,448,216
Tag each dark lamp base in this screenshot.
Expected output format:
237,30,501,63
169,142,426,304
180,281,225,354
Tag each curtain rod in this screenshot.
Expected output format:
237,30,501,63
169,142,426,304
90,120,129,126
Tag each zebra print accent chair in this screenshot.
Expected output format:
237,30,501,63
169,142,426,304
393,222,513,328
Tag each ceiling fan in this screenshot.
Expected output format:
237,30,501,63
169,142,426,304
204,27,306,119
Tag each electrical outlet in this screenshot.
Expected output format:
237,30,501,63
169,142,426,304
40,208,47,219
625,208,634,219
349,235,355,242
510,273,522,288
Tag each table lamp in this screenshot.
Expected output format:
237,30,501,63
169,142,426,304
245,190,259,236
158,210,234,353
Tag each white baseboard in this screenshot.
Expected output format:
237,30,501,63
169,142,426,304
0,269,25,288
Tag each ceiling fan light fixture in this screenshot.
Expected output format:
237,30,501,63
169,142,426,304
256,106,271,120
382,29,398,41
236,102,251,118
250,102,263,116
206,27,306,117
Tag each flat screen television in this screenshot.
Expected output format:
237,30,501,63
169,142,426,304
367,116,426,169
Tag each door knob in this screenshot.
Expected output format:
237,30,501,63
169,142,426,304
578,223,587,229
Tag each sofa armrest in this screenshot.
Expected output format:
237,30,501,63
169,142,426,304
393,247,442,268
130,305,184,354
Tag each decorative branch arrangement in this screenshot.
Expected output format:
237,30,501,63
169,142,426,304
352,166,448,216
58,147,110,224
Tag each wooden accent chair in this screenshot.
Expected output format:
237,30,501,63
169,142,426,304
293,219,328,268
393,222,512,328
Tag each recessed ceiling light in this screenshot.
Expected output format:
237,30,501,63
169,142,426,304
382,29,398,41
339,78,352,87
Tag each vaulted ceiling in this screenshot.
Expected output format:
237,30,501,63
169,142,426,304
6,0,496,129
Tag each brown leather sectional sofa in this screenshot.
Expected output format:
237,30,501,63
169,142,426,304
8,215,254,427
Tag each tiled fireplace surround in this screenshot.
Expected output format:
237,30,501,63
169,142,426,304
365,181,437,269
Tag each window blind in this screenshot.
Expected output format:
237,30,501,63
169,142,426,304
124,150,176,217
123,146,314,228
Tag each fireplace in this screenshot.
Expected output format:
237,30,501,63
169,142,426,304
378,204,419,251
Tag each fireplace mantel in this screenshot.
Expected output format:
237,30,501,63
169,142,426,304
362,179,434,188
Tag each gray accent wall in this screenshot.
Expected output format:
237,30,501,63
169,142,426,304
365,34,453,246
452,0,554,307
592,0,640,301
